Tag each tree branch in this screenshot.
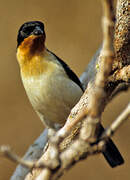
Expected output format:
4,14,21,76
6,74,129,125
1,103,129,179
101,103,130,139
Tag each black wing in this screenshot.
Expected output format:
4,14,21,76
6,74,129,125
47,49,84,92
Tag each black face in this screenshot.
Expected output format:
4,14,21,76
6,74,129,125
17,21,45,47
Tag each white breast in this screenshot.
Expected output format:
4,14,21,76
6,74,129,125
21,67,83,129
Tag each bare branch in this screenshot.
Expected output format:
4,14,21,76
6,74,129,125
1,103,129,178
0,146,35,169
109,82,130,100
102,103,130,139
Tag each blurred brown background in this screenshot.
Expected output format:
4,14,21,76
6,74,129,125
0,0,129,180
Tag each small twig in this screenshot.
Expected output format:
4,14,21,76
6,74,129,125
0,146,34,169
109,82,130,101
102,103,130,139
0,145,46,169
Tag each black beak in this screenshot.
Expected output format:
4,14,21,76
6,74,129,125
32,26,43,36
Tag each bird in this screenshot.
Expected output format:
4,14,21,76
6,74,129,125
16,21,124,168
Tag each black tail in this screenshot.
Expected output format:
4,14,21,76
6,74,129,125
99,124,124,168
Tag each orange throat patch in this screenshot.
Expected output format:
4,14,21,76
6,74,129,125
18,35,45,57
16,35,47,77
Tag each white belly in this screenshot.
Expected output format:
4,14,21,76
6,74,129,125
21,71,83,129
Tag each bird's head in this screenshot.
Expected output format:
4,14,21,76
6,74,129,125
17,21,46,56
